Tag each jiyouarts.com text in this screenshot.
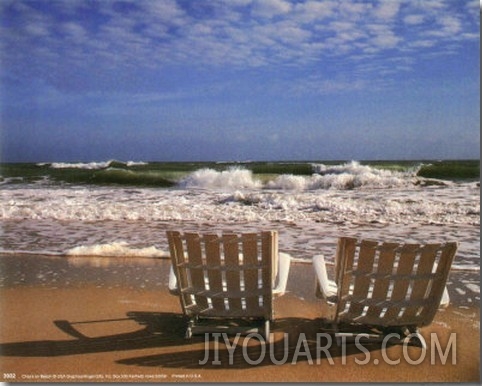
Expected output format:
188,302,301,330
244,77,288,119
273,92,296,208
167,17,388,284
198,332,456,366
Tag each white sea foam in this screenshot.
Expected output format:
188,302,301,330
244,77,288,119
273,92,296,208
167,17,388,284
266,172,410,190
0,177,24,185
48,161,112,169
66,241,168,258
451,264,481,272
179,168,262,190
455,288,467,295
312,161,419,177
309,161,418,189
266,174,309,190
126,161,148,166
1,181,478,225
465,283,480,294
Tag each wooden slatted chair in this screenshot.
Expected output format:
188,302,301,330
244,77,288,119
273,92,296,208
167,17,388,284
167,230,291,339
313,237,457,348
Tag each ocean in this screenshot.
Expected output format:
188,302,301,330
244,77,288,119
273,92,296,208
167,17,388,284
0,159,479,301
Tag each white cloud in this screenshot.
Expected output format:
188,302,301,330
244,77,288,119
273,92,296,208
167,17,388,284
373,1,401,20
409,39,436,48
424,15,463,38
276,23,311,44
139,0,186,24
62,22,87,43
293,1,336,22
438,15,462,34
251,0,292,18
222,0,253,7
367,24,402,49
329,20,355,31
372,32,402,49
290,75,369,96
337,1,373,19
404,14,425,25
460,32,480,40
417,0,447,11
1,0,479,94
24,22,50,37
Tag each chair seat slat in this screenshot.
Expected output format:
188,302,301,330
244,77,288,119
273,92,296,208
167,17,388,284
179,286,271,298
175,262,269,270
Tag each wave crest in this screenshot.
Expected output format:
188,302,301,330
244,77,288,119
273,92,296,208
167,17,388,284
45,160,147,170
179,168,262,190
267,161,416,190
178,162,417,191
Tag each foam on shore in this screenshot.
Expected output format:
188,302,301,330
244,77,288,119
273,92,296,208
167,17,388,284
65,242,169,258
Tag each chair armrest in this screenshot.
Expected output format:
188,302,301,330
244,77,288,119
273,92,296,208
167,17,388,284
433,261,450,307
168,265,179,295
439,287,450,307
272,252,291,297
312,254,338,302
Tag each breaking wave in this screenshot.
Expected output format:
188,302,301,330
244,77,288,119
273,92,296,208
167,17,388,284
3,160,476,189
179,162,421,191
44,160,148,170
179,168,262,190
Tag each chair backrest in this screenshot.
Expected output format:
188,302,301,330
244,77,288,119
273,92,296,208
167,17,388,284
166,230,278,320
334,237,457,327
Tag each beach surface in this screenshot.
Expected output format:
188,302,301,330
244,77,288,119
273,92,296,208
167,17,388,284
0,253,479,383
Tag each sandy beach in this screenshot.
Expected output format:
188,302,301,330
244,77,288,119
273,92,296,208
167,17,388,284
0,253,479,383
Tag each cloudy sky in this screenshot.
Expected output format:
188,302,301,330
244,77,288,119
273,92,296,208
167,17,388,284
1,0,479,162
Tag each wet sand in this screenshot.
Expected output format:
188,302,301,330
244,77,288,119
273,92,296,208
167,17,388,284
0,254,479,383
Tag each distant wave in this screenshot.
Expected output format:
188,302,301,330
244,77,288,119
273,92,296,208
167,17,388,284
266,171,410,190
43,160,148,170
3,160,476,189
48,161,111,169
91,168,175,187
32,161,174,187
313,160,420,178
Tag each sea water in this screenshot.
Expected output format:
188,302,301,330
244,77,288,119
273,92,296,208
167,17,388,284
0,160,479,302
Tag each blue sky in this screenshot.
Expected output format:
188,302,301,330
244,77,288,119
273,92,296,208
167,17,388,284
1,0,480,162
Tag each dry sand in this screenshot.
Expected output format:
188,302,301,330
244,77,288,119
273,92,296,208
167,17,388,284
0,254,479,383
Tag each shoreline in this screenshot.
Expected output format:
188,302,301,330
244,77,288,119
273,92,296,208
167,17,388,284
2,218,479,274
1,252,479,308
0,253,480,383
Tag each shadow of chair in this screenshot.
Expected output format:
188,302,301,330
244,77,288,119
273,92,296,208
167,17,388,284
116,316,391,369
1,313,384,369
0,312,193,357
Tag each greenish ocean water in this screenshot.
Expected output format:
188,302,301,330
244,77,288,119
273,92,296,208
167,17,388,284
0,159,479,187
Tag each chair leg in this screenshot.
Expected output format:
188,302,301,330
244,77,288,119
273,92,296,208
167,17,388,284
401,327,426,349
264,320,270,343
335,325,392,346
185,319,194,339
331,324,427,349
